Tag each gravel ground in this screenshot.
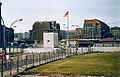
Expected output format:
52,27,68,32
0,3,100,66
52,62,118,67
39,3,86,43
16,74,105,77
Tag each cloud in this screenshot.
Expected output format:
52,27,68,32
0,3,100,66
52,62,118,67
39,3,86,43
1,0,120,32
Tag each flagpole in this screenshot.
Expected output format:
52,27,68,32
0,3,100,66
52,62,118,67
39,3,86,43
64,11,70,47
67,11,70,47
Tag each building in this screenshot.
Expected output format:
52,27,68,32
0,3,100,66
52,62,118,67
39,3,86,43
14,33,23,41
23,32,30,40
60,30,67,39
43,30,59,48
68,30,76,39
110,26,120,39
6,27,14,46
83,19,110,39
32,21,60,43
29,30,33,41
75,28,83,39
0,25,14,47
0,2,14,48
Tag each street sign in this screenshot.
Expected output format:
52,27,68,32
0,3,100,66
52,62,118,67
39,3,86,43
0,50,5,56
0,50,6,60
1,55,6,60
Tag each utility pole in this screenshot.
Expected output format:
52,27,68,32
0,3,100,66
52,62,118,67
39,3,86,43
0,1,4,77
0,1,3,48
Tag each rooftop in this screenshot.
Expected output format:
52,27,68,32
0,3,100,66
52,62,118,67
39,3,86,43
84,19,100,24
111,26,120,30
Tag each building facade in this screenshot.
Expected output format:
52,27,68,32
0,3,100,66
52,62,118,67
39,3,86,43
14,33,23,41
43,30,59,48
83,19,110,39
32,21,60,43
23,32,30,40
0,26,14,47
75,28,83,39
110,26,120,39
6,27,14,46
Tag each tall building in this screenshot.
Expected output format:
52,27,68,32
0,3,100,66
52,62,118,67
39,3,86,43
32,21,60,43
0,25,14,47
14,33,23,41
60,30,67,39
0,2,14,47
68,30,76,39
110,26,120,39
29,30,33,41
6,27,14,45
23,32,30,40
83,19,110,39
75,28,83,39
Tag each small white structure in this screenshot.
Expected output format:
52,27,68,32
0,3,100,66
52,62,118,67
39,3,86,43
43,31,59,48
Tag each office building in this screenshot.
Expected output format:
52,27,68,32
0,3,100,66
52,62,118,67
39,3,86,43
110,26,120,39
0,26,14,47
83,19,110,39
32,21,60,43
14,33,23,41
75,28,83,39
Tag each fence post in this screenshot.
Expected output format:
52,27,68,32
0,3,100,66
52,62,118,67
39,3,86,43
17,47,18,53
1,58,4,77
48,52,50,62
33,54,34,66
52,51,53,61
10,58,12,76
16,56,19,73
53,51,55,60
62,49,64,58
58,50,59,59
41,53,43,64
39,53,41,65
44,52,46,63
70,48,72,56
49,52,51,62
25,55,28,69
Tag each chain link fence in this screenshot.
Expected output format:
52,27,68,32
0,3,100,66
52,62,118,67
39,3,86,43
0,48,77,77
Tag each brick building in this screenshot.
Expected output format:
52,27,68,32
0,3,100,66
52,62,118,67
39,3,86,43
83,19,110,39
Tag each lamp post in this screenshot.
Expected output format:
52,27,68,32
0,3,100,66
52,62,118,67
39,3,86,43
9,19,23,76
9,19,23,54
10,19,23,28
0,1,5,77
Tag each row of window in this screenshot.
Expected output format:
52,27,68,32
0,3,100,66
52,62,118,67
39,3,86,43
93,43,120,47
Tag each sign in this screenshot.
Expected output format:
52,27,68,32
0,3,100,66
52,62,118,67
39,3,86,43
2,55,6,60
6,55,9,60
0,50,5,56
0,50,6,60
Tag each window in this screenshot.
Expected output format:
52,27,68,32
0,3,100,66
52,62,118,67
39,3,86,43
47,40,50,42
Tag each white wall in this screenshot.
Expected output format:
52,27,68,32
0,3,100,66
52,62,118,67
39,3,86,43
92,47,120,52
43,32,58,48
77,47,120,53
24,48,56,53
54,33,59,47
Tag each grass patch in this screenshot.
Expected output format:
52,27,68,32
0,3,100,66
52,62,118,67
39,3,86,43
26,52,120,76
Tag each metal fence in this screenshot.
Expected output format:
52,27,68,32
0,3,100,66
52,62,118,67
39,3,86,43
0,48,77,77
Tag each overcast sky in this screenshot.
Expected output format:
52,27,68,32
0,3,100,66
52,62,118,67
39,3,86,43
1,0,120,33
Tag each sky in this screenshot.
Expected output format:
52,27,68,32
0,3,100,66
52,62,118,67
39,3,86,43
1,0,120,33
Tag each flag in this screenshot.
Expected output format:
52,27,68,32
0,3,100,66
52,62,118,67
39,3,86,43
64,11,69,17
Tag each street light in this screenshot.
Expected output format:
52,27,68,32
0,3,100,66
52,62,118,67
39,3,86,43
9,18,23,43
8,19,23,54
10,19,23,28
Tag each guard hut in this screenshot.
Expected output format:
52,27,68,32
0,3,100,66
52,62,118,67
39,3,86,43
43,30,59,48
